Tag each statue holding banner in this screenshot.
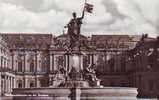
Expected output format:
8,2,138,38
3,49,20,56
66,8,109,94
65,2,93,50
67,11,84,36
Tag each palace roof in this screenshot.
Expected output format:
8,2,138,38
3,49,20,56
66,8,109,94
1,33,52,49
1,33,152,50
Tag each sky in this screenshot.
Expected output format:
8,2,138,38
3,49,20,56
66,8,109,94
0,0,159,37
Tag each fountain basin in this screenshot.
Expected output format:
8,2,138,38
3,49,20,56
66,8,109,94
13,87,138,100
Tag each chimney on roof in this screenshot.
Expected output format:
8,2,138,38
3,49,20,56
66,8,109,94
141,33,148,41
144,34,148,38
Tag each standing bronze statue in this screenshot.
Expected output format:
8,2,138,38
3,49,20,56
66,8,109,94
65,2,93,50
67,11,85,35
65,11,85,50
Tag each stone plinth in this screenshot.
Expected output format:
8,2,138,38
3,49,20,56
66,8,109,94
13,87,138,100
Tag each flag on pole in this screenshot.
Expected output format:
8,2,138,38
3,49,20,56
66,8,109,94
84,3,93,13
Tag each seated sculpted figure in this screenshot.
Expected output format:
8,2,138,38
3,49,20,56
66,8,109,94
85,64,99,82
59,65,66,75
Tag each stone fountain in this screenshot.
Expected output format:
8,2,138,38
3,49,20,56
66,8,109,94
12,11,138,100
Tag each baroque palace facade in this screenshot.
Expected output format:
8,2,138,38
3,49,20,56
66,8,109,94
0,33,159,98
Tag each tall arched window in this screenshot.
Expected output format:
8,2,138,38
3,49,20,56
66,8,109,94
28,55,35,72
17,80,22,88
42,57,46,72
18,60,22,72
30,82,34,87
109,58,115,72
96,54,105,73
17,55,23,72
121,57,126,72
30,60,34,72
42,55,48,72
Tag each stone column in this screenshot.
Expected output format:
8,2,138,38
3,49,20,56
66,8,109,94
36,77,40,87
9,76,10,93
10,77,12,92
91,54,93,65
10,77,12,93
52,54,54,71
53,55,57,71
23,54,26,73
93,53,97,64
12,77,15,88
88,54,91,65
107,52,110,72
65,54,68,72
4,76,6,93
7,76,9,93
5,76,7,93
80,55,83,70
36,52,40,72
104,53,108,72
15,54,18,72
9,77,11,93
25,53,29,72
8,76,10,93
13,77,16,88
78,54,81,71
33,54,36,72
67,55,70,72
50,53,53,71
23,76,27,88
35,53,38,73
114,52,118,72
4,58,7,70
1,57,3,70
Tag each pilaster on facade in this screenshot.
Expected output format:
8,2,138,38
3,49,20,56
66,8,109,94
49,52,53,71
34,53,38,73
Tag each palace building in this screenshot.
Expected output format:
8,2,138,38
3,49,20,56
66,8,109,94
0,33,159,98
0,35,15,96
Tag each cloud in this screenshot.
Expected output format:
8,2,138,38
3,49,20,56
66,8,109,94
105,0,159,37
0,1,69,34
0,0,158,37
